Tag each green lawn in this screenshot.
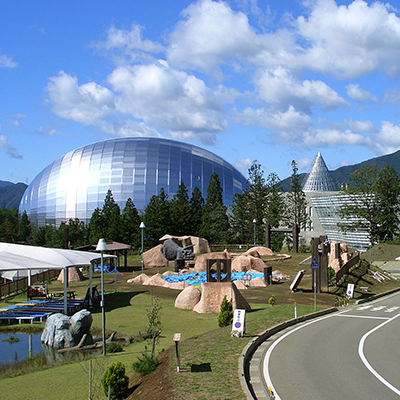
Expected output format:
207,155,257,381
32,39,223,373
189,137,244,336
1,247,399,399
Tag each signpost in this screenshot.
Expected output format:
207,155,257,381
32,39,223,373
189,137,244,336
231,309,246,337
310,257,319,311
346,283,355,299
173,333,181,372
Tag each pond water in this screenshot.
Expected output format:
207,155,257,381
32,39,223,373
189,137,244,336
0,332,43,365
0,332,99,367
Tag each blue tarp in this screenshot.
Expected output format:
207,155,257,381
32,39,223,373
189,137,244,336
162,271,265,285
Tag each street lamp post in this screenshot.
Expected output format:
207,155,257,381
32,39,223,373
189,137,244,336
96,238,108,356
253,219,256,247
140,222,145,274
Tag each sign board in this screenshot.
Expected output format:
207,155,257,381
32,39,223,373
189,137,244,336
173,333,181,342
231,309,246,337
346,283,355,299
310,257,320,269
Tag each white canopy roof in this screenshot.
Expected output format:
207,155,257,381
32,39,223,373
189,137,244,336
0,242,115,272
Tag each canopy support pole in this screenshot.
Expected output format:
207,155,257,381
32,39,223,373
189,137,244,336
63,267,68,315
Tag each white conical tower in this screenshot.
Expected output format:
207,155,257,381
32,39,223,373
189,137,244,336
302,152,337,192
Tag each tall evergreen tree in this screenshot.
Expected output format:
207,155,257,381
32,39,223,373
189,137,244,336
88,207,103,244
284,160,309,229
246,161,268,245
199,173,230,244
143,188,171,246
18,211,32,244
170,180,192,235
230,191,251,244
190,186,204,236
265,172,285,251
121,198,141,249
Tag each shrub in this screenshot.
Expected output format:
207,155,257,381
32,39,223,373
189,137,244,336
132,348,159,376
102,361,129,400
268,295,276,306
218,295,233,327
106,342,124,353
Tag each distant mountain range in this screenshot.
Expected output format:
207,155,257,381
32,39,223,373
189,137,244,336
0,182,28,209
3,149,400,210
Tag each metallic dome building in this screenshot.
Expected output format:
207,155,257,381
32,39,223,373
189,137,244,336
19,137,248,227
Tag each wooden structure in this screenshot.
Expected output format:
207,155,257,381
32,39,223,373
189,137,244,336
76,241,132,269
311,235,329,293
206,259,231,283
265,223,300,252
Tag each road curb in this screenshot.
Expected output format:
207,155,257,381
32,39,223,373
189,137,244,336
238,307,337,400
355,287,400,304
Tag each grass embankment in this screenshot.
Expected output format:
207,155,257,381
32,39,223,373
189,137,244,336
0,248,399,399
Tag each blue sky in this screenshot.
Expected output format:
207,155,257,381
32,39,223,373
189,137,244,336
1,0,400,185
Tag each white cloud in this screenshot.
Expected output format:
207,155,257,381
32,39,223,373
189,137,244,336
234,157,252,172
46,71,115,125
346,84,379,103
0,135,22,159
236,106,312,139
373,121,400,153
107,62,228,144
345,119,378,133
303,128,371,148
297,157,312,171
166,0,292,74
295,0,400,78
0,54,18,68
255,67,349,112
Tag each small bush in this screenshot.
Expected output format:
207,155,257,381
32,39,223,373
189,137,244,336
218,295,233,327
106,342,124,353
132,348,159,376
268,295,276,306
102,361,129,400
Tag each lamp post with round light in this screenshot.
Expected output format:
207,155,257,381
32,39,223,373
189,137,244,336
140,222,145,274
253,219,257,247
96,238,108,356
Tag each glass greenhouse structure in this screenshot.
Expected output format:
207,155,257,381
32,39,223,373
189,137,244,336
19,137,248,227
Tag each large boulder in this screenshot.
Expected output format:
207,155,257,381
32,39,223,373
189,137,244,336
142,273,168,287
142,244,168,268
127,273,150,283
244,246,274,258
193,282,251,313
175,286,202,310
232,255,266,272
159,235,210,254
41,309,93,349
194,250,231,272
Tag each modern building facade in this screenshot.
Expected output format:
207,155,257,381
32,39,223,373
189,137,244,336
301,152,370,250
19,137,248,227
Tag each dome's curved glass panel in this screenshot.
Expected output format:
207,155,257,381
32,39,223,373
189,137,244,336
19,137,247,227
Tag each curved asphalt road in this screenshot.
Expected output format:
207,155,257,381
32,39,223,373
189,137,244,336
262,292,400,400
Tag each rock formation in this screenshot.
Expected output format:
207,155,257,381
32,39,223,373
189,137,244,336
174,286,202,310
142,244,168,268
194,250,232,272
41,309,93,349
193,282,251,313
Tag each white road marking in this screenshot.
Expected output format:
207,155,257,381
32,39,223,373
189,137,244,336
371,306,386,311
336,314,389,320
385,306,399,313
358,313,400,396
357,305,373,310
